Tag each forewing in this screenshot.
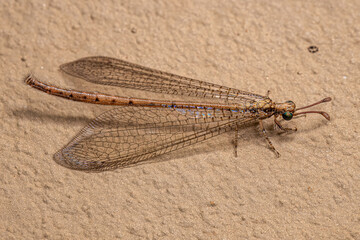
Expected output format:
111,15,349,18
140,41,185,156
60,56,266,102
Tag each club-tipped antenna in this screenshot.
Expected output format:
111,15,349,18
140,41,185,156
294,97,331,120
296,97,331,111
294,111,330,120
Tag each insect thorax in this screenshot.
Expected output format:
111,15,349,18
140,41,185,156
239,98,276,118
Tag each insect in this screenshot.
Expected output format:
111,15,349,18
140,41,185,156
25,56,331,171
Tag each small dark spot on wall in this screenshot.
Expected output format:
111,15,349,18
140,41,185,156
308,45,319,53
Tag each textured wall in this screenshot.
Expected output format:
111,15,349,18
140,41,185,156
0,0,359,239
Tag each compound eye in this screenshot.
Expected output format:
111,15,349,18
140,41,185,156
282,112,293,121
286,100,294,104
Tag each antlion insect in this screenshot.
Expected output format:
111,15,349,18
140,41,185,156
25,56,331,171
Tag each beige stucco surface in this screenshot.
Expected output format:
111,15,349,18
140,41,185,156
1,1,359,239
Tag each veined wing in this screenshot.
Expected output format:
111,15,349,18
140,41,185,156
60,56,267,102
54,106,257,171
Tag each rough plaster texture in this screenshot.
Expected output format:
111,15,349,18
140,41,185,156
0,0,359,239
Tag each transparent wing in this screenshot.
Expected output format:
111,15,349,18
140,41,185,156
60,56,267,102
54,106,257,171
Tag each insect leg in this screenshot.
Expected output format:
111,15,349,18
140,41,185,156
266,90,271,97
259,120,280,157
233,123,239,157
274,116,297,132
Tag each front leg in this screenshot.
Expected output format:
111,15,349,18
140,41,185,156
274,116,297,132
266,90,271,97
